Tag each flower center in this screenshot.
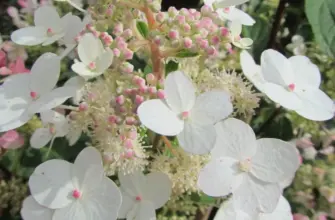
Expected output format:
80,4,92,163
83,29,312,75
88,62,96,70
30,91,38,99
47,28,54,36
72,189,81,199
49,126,56,134
180,111,190,120
288,83,295,92
224,7,230,13
135,195,142,201
239,158,252,172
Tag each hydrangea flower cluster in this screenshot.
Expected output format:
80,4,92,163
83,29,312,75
0,0,334,219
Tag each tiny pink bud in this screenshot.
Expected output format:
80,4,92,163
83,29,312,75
124,88,132,95
113,48,121,57
177,15,186,24
181,111,190,119
168,30,179,40
220,27,229,37
198,39,209,49
135,95,144,105
92,30,100,38
125,117,135,125
156,12,166,23
113,23,124,36
135,195,142,201
146,73,156,84
119,106,127,113
108,115,117,124
117,40,127,50
79,102,88,111
207,46,217,56
88,62,96,70
134,76,146,87
125,149,134,158
157,89,165,99
124,139,133,149
116,95,125,105
153,36,162,45
147,86,157,94
183,37,193,48
122,29,133,39
211,36,220,45
123,49,134,60
183,23,191,32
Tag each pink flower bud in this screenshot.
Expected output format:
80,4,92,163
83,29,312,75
92,30,100,38
183,37,193,48
168,30,179,40
122,29,133,39
79,102,88,111
220,27,229,37
125,117,136,125
124,149,134,158
207,46,218,56
124,139,133,149
133,76,146,87
113,48,121,57
168,7,178,17
116,95,125,105
211,36,220,45
157,89,165,99
198,39,209,49
124,88,132,95
201,5,212,14
183,23,191,32
117,40,127,50
147,86,157,94
113,23,123,36
120,62,134,74
135,95,144,105
153,36,162,45
177,15,186,24
123,49,134,60
146,73,156,84
156,12,166,23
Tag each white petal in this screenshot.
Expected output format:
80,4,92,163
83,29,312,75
251,138,300,183
54,119,70,137
0,111,32,132
63,76,86,104
34,6,62,31
289,56,321,89
230,21,242,36
240,50,265,92
259,195,293,220
219,8,255,26
72,147,104,190
191,91,233,125
78,33,104,65
71,62,95,79
216,0,249,8
52,201,86,220
261,49,294,86
118,170,146,196
249,175,281,213
66,127,82,146
135,201,156,220
211,118,257,160
164,71,196,113
28,86,75,114
29,159,74,209
11,27,47,46
214,199,253,220
40,110,65,124
142,172,172,209
62,14,83,45
262,83,303,110
177,122,216,154
30,128,52,149
41,34,65,46
198,157,240,197
137,99,184,136
118,192,136,219
295,89,334,121
21,196,53,220
30,53,60,95
95,49,113,75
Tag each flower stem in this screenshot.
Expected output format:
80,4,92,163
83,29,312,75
161,136,177,156
267,0,288,49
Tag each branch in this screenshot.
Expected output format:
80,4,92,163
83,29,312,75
267,0,288,49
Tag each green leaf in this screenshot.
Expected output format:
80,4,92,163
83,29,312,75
136,21,149,39
305,0,335,57
143,65,153,75
175,49,198,58
243,16,270,61
165,60,179,75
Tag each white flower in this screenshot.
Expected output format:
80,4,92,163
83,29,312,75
286,35,307,55
229,22,253,49
214,195,293,220
118,170,172,220
204,0,255,26
198,118,300,214
30,110,69,149
71,33,114,79
63,76,86,105
241,49,334,121
23,147,122,220
137,71,233,154
0,53,76,132
11,6,83,46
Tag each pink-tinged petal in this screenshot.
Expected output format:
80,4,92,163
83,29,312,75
289,56,321,89
198,157,241,197
164,71,196,113
29,159,74,209
191,91,233,125
11,27,48,46
30,53,60,95
177,122,216,154
262,82,303,110
261,49,294,86
137,99,184,136
212,118,257,160
142,172,172,209
29,127,52,149
20,196,53,220
251,138,300,183
95,48,113,75
295,89,334,121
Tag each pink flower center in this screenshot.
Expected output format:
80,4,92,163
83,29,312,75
288,83,295,91
72,189,81,199
181,111,190,120
135,195,142,201
30,91,37,99
49,126,56,134
88,62,96,70
224,7,230,13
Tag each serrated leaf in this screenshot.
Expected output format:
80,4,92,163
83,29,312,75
136,21,149,39
305,0,335,58
175,49,198,58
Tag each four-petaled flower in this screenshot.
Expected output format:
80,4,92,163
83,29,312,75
138,71,233,154
21,147,122,220
198,118,300,215
118,170,172,220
